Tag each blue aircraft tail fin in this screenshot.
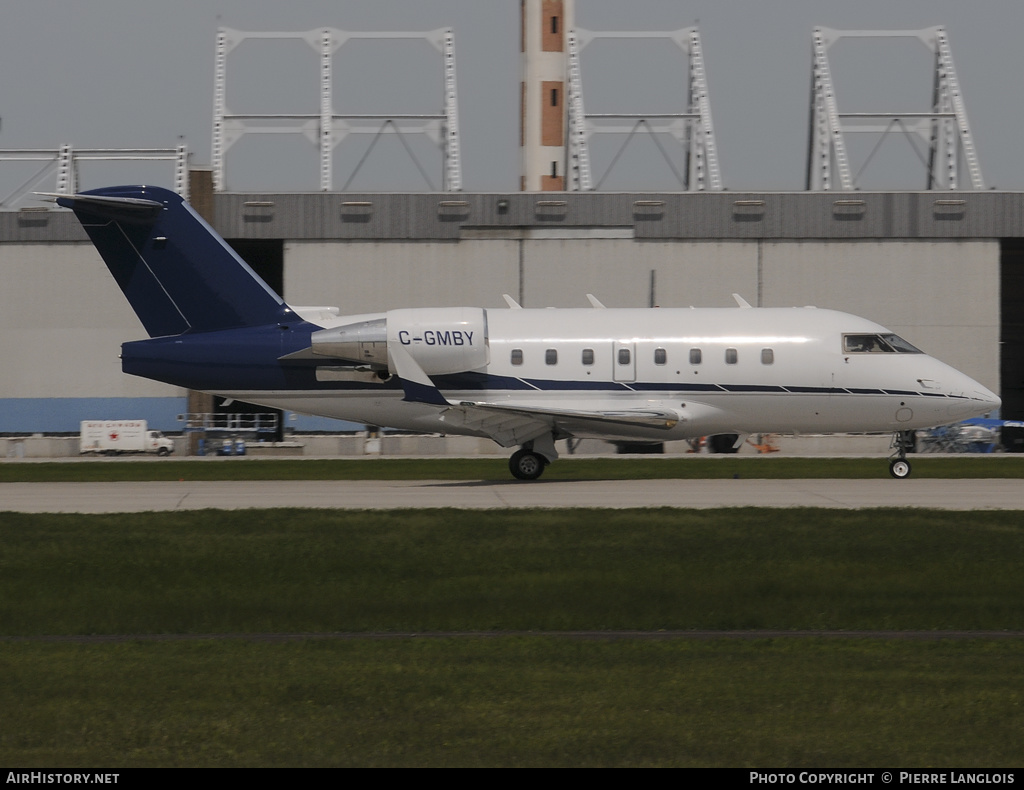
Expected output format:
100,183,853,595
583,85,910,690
55,185,288,338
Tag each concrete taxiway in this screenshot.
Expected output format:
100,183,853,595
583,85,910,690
2,478,1023,512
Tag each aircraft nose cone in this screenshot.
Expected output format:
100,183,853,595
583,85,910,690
950,380,1000,419
975,386,1001,414
940,368,1000,420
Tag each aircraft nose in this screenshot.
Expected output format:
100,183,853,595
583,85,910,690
949,376,1000,419
975,385,1001,414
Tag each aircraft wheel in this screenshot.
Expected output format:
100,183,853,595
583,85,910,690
509,449,546,481
889,458,912,479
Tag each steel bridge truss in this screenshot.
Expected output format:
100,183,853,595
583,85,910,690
212,27,461,192
807,26,983,191
566,26,721,192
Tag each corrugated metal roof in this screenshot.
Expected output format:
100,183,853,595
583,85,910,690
0,210,88,242
214,191,1024,241
5,191,1024,242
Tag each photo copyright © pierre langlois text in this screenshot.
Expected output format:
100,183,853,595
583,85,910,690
750,774,1017,785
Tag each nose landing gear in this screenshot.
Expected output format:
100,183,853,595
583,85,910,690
888,430,915,479
889,457,911,479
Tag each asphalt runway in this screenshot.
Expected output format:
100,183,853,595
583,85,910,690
2,478,1024,512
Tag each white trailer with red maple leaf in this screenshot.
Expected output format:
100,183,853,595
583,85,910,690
79,420,174,456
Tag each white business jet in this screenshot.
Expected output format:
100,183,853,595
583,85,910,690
51,186,1000,480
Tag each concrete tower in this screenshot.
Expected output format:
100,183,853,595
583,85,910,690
521,0,574,191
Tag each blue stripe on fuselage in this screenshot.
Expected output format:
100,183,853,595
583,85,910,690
122,335,951,404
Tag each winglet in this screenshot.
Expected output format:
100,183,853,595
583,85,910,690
388,342,450,406
732,294,753,308
503,294,523,309
586,293,606,308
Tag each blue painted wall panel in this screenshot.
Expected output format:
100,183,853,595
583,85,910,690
0,398,187,434
286,412,365,433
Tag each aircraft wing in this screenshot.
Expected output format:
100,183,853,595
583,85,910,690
441,401,679,448
439,402,552,447
389,340,678,446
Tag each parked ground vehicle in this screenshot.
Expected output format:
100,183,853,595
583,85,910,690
79,420,174,456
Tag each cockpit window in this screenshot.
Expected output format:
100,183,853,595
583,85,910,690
844,335,886,353
881,334,922,353
843,333,922,354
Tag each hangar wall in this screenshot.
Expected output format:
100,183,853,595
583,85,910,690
0,242,185,433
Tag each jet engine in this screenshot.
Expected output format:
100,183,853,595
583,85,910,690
311,307,488,375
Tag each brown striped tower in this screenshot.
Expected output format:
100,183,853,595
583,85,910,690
520,0,574,191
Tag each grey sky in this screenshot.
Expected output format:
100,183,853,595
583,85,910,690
2,0,1022,196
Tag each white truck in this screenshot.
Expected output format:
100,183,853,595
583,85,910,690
79,420,175,456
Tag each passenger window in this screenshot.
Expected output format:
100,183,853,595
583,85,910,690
618,348,631,365
545,349,558,365
581,348,594,365
511,349,523,366
761,348,774,365
689,348,702,365
654,348,667,365
725,348,738,364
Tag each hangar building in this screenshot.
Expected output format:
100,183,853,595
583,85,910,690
0,178,1019,435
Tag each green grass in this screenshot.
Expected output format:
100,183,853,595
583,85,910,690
3,508,1023,767
2,508,1023,635
1,455,1023,482
2,638,1022,767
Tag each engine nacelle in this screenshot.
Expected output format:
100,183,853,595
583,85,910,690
311,307,488,375
387,307,488,375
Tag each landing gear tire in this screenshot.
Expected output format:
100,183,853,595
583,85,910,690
889,430,914,479
509,449,546,481
889,458,912,479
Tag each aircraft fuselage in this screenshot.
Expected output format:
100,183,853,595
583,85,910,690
122,305,998,443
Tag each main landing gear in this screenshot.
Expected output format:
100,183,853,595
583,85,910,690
509,448,547,480
888,430,915,479
508,435,559,481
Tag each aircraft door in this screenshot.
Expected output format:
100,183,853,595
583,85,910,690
613,341,636,383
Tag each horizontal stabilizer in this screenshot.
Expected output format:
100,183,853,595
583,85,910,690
42,192,164,222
